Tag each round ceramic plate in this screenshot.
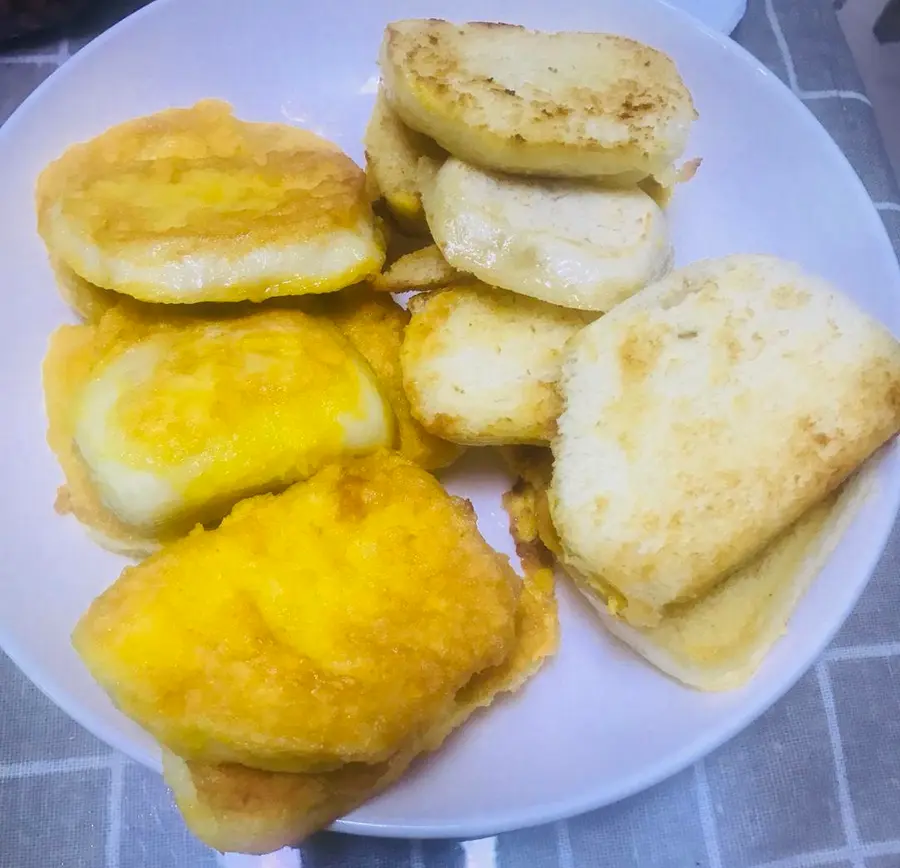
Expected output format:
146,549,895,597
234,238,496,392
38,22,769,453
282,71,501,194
1,0,898,842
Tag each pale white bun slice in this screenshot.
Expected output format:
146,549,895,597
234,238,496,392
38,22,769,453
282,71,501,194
421,158,673,311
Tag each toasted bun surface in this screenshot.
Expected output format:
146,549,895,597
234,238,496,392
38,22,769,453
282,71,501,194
551,254,900,622
401,283,595,445
380,20,696,180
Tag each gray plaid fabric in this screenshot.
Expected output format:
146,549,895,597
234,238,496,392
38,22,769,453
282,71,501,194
2,0,899,865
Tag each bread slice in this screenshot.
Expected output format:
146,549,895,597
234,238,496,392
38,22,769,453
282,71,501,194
37,100,385,304
380,20,696,180
401,284,595,445
43,307,393,553
422,158,673,311
372,244,464,293
551,254,900,624
161,564,557,853
502,445,871,691
364,89,445,234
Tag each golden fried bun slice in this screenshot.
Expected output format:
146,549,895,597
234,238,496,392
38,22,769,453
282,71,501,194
44,307,393,554
49,256,136,322
162,565,557,854
551,255,900,624
36,100,384,304
311,286,464,470
380,20,696,181
401,284,595,445
73,452,520,773
364,89,445,234
422,159,673,311
371,244,464,293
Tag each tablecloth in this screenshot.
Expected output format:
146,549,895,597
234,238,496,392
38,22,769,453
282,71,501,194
2,0,900,865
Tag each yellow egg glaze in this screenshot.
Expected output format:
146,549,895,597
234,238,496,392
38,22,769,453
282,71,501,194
36,100,385,303
43,306,393,551
72,452,521,773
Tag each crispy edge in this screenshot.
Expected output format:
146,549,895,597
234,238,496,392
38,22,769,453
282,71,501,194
364,89,446,235
371,244,464,294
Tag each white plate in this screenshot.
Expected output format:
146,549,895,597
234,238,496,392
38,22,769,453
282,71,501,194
671,0,747,33
0,0,898,842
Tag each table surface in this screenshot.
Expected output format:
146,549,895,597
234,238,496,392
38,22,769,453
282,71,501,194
3,0,900,866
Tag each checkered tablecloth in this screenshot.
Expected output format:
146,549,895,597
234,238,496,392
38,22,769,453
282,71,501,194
3,0,900,866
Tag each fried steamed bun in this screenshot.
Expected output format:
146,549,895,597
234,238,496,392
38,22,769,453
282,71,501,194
503,447,871,691
364,89,445,235
72,452,521,774
371,244,465,293
43,306,393,555
380,20,696,182
551,255,900,626
36,100,384,304
162,564,557,853
421,158,673,311
309,286,464,470
401,284,596,446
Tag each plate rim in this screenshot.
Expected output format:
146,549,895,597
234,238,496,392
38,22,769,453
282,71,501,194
0,0,898,841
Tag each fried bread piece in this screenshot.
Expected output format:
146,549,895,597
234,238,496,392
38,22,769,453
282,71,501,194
371,244,464,294
401,284,595,445
502,446,872,691
73,452,521,773
380,20,696,181
364,89,445,234
162,563,556,853
44,306,392,554
422,158,673,311
551,255,900,624
37,100,384,303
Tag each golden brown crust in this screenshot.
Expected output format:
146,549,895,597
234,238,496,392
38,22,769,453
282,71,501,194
73,452,521,774
163,553,558,853
37,100,384,302
380,20,696,179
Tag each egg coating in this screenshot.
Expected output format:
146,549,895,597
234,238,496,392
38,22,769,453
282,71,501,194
72,452,521,773
44,306,393,552
36,100,385,303
161,561,557,853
